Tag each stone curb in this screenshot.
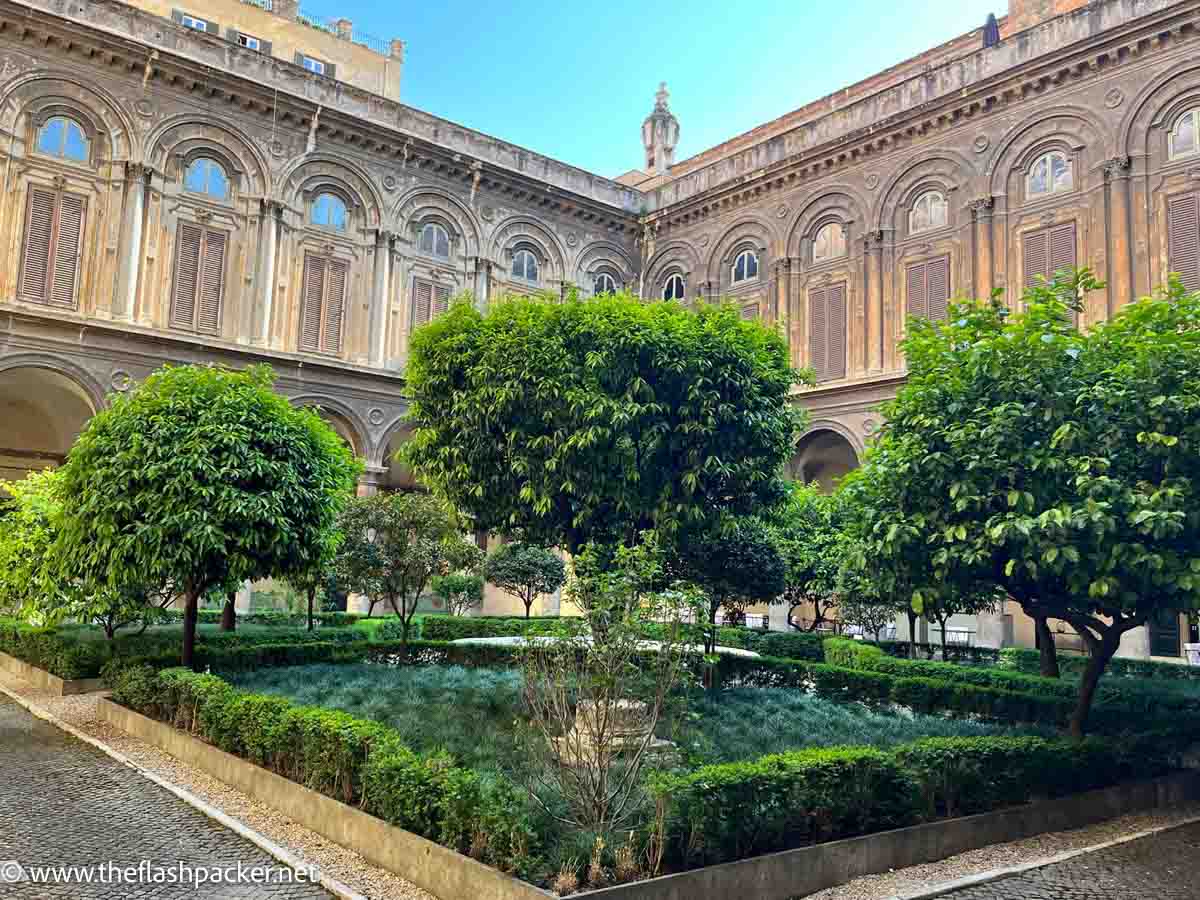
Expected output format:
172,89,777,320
886,814,1200,899
0,681,368,900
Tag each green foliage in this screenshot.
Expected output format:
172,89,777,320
107,664,537,875
482,542,566,617
404,293,805,555
431,573,485,617
54,364,361,664
851,271,1200,733
767,482,845,630
420,615,582,642
335,492,483,647
0,469,65,617
998,646,1200,682
651,747,918,867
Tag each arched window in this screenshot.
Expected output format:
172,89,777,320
909,191,948,234
183,157,230,200
419,222,450,259
1027,151,1072,197
663,273,686,301
813,223,847,262
35,116,89,163
1170,109,1199,159
512,248,538,281
732,249,759,283
594,272,619,294
311,192,348,231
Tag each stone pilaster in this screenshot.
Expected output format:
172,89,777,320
369,229,393,366
258,200,282,346
116,162,150,321
971,196,995,301
1104,156,1133,313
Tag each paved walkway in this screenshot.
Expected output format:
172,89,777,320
936,820,1200,899
0,694,332,898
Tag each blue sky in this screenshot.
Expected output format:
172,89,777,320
335,0,999,178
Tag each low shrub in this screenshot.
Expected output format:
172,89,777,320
419,615,582,642
108,665,538,875
999,646,1200,682
879,640,1002,665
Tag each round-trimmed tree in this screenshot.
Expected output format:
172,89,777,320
404,292,806,556
483,541,566,619
55,364,361,666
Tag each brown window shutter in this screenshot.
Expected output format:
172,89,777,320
19,187,55,303
1048,222,1076,277
927,255,950,321
906,261,928,320
740,301,757,320
299,254,325,352
323,259,347,354
196,229,226,335
170,222,203,330
1024,227,1050,287
49,193,85,308
808,286,827,380
827,283,847,380
1168,192,1200,293
432,284,451,318
412,279,432,328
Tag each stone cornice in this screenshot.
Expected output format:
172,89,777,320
1,0,641,231
645,0,1200,230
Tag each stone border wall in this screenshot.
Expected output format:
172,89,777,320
0,651,106,695
97,698,554,900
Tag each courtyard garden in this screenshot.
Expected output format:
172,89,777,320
3,275,1200,896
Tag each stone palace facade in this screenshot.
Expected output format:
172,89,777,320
2,0,1199,653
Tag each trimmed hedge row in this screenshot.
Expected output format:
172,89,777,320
107,664,539,876
168,610,370,629
879,640,1002,666
825,639,1200,720
999,646,1200,682
419,615,582,642
651,732,1179,868
0,618,373,679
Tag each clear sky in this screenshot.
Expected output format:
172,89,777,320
328,0,1001,178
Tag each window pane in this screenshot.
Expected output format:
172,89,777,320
37,118,65,156
930,194,947,228
1051,155,1071,192
1030,157,1049,195
1175,113,1197,157
527,255,538,281
435,227,449,258
208,163,229,199
734,254,746,282
419,225,433,254
63,122,88,161
747,253,758,279
184,159,207,193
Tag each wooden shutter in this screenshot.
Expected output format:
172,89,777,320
197,229,226,335
808,286,827,380
171,223,202,329
19,187,55,303
412,279,432,328
740,301,758,320
432,284,451,318
1168,193,1200,293
906,262,928,319
300,254,325,352
323,259,347,354
826,283,847,380
927,255,950,321
19,187,86,308
1024,222,1076,287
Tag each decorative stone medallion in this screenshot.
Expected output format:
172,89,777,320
268,139,286,158
368,407,385,426
565,232,578,247
133,98,154,119
480,205,495,222
863,419,877,435
973,134,990,153
698,233,711,248
865,173,880,190
775,203,790,218
111,370,132,392
1104,88,1125,109
382,174,398,192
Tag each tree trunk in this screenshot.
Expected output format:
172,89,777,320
906,608,919,659
1034,614,1060,678
937,616,948,658
524,595,533,619
307,586,316,632
706,601,720,654
221,592,236,632
1069,634,1119,739
182,588,200,669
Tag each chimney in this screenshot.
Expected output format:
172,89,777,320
389,38,405,61
335,18,352,40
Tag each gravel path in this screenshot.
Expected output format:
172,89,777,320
0,670,433,900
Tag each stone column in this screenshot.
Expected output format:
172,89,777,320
864,231,884,372
116,163,149,321
1104,156,1133,313
370,230,392,367
473,257,490,309
971,197,995,301
1116,625,1151,660
358,464,386,497
976,608,1014,649
234,580,253,614
258,201,281,346
773,257,791,327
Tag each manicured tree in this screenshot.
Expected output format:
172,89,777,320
483,542,566,619
431,572,485,617
769,482,844,632
854,270,1200,736
335,492,483,650
404,293,806,558
54,364,361,666
674,516,786,652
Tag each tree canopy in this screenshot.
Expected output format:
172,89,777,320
483,541,566,618
55,364,361,664
768,482,845,632
852,271,1200,735
404,292,806,556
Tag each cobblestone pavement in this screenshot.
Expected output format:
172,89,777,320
0,694,333,898
936,820,1200,899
